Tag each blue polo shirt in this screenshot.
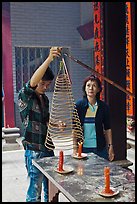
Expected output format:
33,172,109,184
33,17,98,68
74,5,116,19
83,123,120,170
83,102,98,148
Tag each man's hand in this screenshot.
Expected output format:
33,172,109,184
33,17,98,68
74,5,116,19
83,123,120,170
48,47,62,61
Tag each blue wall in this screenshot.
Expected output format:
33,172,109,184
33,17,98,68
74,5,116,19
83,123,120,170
10,2,94,128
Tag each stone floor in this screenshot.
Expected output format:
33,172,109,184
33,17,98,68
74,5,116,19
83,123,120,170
2,149,28,202
2,135,135,202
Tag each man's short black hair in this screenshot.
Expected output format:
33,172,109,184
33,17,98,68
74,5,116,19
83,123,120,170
42,67,54,81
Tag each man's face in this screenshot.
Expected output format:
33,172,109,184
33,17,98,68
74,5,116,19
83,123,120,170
36,80,52,94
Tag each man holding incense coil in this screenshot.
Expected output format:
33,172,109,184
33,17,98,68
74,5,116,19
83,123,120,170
18,47,62,202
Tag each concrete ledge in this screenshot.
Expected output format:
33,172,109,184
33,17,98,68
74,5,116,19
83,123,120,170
2,127,20,133
4,133,20,143
127,131,135,149
4,133,20,138
127,134,135,140
2,127,22,151
127,139,135,148
2,142,22,151
2,137,24,151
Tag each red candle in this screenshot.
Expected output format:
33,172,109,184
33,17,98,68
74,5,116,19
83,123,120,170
104,166,110,193
58,150,64,171
78,142,82,157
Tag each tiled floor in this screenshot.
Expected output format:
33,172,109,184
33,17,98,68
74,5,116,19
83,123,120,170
2,135,135,202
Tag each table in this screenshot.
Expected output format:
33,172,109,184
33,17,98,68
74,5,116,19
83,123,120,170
32,153,135,202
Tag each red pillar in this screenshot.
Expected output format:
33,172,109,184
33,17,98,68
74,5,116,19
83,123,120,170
2,2,15,127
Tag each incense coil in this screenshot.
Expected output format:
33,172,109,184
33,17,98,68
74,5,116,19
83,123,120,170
45,60,84,153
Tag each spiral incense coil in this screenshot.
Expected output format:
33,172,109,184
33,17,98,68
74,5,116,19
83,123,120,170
45,59,84,153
